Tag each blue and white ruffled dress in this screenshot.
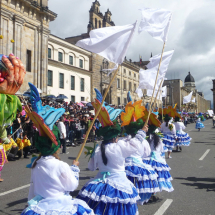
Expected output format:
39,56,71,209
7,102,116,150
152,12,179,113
21,156,94,215
176,131,192,146
125,156,160,204
122,132,160,204
143,142,174,192
77,130,149,215
196,120,205,129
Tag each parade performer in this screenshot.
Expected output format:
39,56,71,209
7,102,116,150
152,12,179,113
77,99,143,215
195,117,205,131
142,123,174,193
22,84,94,215
0,53,26,182
174,116,192,151
159,106,178,159
121,98,160,204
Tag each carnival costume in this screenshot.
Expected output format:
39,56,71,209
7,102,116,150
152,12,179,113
174,117,192,147
195,118,205,130
77,99,140,215
21,84,94,215
142,127,174,192
122,98,160,204
0,54,26,181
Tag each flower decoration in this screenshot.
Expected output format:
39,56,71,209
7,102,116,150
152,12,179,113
84,142,98,161
0,35,3,39
159,106,182,119
11,39,15,43
168,123,173,131
121,100,145,127
142,109,161,127
91,99,113,127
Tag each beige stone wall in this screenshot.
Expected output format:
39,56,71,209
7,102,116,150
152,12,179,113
0,0,56,94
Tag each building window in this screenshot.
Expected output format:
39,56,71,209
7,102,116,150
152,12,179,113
69,56,73,65
81,97,85,101
134,73,136,78
79,59,83,68
48,48,51,59
134,84,136,91
71,96,75,102
124,98,127,104
48,70,53,86
80,78,84,92
117,79,120,88
59,73,64,89
26,50,31,72
129,71,131,76
71,76,75,90
95,18,98,28
118,97,120,106
129,82,132,91
58,52,63,62
124,80,126,90
124,69,126,74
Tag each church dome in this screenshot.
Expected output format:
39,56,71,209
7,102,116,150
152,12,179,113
185,72,195,83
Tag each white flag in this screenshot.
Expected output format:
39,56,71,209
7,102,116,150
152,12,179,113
191,98,195,103
162,86,167,98
138,50,174,90
135,88,143,98
183,92,193,104
147,89,162,100
138,8,172,42
76,22,137,73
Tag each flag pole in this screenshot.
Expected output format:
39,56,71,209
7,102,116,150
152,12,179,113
75,66,119,161
145,42,166,125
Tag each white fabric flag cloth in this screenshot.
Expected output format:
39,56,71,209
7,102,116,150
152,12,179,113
183,91,193,104
147,89,162,100
138,50,174,91
191,98,195,103
135,88,143,98
76,22,137,74
162,86,167,98
138,8,172,42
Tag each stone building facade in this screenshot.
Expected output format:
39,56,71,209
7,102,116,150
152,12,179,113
48,35,92,102
0,0,57,94
163,72,211,113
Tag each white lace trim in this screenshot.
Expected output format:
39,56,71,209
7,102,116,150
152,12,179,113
78,190,140,204
136,186,160,194
125,170,158,181
159,186,174,192
157,177,173,182
26,205,94,215
85,179,134,194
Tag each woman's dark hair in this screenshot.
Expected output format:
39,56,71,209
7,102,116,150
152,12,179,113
101,138,116,165
147,133,160,150
166,121,168,127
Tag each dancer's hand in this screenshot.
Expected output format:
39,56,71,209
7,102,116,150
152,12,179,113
142,125,148,133
73,160,79,166
0,54,26,94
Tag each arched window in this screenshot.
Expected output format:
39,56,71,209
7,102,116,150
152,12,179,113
95,18,97,28
102,58,109,70
99,20,101,28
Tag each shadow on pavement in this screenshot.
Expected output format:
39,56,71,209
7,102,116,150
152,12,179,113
175,177,215,192
6,198,28,208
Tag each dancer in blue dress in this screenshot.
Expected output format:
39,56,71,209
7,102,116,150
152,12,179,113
143,124,174,193
195,118,205,131
77,99,144,215
160,114,177,159
174,116,192,151
120,100,160,205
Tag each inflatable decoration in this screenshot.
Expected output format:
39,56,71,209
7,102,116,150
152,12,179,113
28,82,65,130
0,54,26,144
